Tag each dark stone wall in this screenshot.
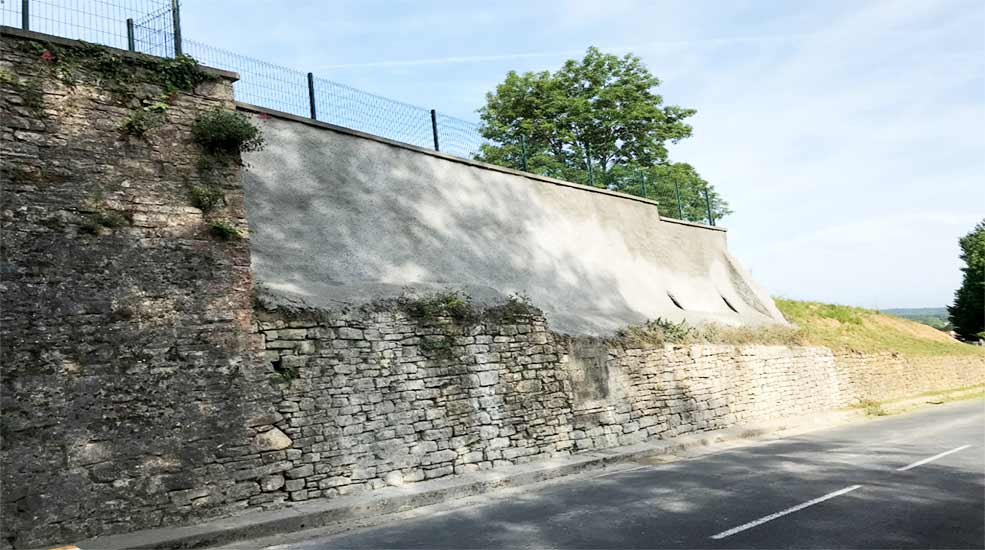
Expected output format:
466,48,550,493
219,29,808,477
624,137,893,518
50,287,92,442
0,31,276,548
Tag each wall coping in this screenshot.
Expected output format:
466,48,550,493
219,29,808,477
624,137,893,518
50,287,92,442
236,101,728,233
0,25,239,82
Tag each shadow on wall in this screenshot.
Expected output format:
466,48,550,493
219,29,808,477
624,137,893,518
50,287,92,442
239,111,783,336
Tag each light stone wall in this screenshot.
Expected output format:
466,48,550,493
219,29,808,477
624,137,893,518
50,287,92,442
250,306,984,504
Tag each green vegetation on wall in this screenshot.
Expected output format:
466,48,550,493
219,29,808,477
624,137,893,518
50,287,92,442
617,299,984,359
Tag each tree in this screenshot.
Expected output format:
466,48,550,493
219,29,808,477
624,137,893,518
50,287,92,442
607,162,732,223
476,46,731,221
948,220,985,340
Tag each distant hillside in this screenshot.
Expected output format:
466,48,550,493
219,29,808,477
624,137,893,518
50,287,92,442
775,300,981,358
881,307,951,331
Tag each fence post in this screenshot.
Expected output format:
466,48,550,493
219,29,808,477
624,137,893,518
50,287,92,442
674,178,684,220
170,0,182,56
704,187,715,226
586,145,594,186
639,169,647,199
430,110,439,152
21,0,28,30
519,135,528,171
126,18,135,52
307,73,317,120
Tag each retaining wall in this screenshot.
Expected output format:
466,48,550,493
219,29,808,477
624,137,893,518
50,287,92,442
2,29,983,550
237,105,785,336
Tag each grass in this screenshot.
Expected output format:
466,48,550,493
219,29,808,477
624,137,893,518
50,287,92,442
857,399,889,417
848,385,984,417
616,299,984,360
616,318,806,348
774,299,984,358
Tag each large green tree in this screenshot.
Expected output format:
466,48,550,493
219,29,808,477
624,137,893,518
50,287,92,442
948,219,985,340
476,46,730,221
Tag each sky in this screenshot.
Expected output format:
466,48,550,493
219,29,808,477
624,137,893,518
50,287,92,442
178,0,984,309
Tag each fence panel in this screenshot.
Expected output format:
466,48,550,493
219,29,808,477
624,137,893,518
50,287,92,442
183,39,309,118
1,0,717,225
311,76,434,150
1,0,172,52
434,112,487,160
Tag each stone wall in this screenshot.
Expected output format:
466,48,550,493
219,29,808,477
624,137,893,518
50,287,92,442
2,28,984,550
0,30,279,548
833,352,985,403
248,304,982,504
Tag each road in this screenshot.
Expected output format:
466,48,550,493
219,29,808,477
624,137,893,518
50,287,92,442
248,400,984,549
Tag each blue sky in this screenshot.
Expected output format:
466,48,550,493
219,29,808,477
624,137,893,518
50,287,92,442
179,0,983,309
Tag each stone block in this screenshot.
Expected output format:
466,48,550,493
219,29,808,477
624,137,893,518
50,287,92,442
251,427,293,453
285,465,314,479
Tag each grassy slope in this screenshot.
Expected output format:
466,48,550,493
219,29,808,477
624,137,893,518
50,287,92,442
775,299,984,358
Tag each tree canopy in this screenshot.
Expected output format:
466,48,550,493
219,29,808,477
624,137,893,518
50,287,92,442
476,47,729,222
948,219,985,341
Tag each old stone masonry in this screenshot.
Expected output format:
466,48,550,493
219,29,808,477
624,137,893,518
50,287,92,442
1,28,984,550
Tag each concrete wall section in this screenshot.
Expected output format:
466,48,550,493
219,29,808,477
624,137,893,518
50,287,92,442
239,107,784,335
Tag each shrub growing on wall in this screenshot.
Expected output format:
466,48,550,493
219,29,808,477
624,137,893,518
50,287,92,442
192,110,265,154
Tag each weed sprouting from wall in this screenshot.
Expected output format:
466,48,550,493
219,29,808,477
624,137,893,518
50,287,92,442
616,318,806,348
398,291,479,325
482,293,541,324
209,219,242,240
192,110,265,154
119,101,169,136
189,184,225,212
0,68,46,117
80,209,129,235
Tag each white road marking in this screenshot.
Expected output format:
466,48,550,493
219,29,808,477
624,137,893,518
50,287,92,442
709,485,862,540
896,445,972,472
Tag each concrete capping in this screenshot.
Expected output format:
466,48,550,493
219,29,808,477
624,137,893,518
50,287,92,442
235,101,727,233
659,216,727,232
0,26,239,82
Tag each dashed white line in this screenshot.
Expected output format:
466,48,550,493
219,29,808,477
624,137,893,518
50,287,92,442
709,485,862,540
896,445,972,472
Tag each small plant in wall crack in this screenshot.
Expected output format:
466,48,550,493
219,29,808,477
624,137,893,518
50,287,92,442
209,218,242,241
420,334,457,358
0,68,46,118
269,357,299,385
80,209,129,235
398,291,478,325
189,184,225,212
119,101,169,136
192,110,265,155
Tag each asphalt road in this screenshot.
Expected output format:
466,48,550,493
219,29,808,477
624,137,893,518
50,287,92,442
256,400,984,549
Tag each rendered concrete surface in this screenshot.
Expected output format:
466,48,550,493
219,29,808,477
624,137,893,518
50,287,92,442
240,108,785,334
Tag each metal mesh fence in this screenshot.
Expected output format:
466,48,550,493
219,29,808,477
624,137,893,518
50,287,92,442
1,0,169,51
435,113,488,160
132,3,173,57
312,76,435,150
2,0,718,225
184,39,310,118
